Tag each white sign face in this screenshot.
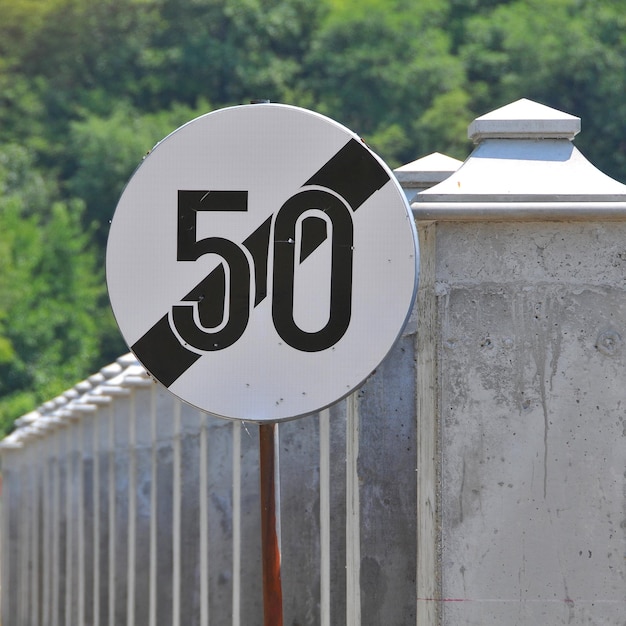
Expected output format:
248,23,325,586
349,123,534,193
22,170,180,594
107,104,418,422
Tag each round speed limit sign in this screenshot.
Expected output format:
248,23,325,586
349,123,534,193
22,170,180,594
106,104,418,422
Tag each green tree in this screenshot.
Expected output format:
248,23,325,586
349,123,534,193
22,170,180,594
67,100,214,245
459,0,626,181
301,0,469,166
0,144,116,435
3,0,626,435
149,0,325,108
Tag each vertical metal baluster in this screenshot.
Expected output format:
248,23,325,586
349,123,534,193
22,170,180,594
232,422,241,626
319,409,331,626
346,394,361,626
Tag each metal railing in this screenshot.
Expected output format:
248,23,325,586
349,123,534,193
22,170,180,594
1,336,419,625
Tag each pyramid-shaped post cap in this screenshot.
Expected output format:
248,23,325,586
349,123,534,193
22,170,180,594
394,152,463,189
468,98,581,143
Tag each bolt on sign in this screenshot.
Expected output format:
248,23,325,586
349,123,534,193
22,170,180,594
106,104,419,422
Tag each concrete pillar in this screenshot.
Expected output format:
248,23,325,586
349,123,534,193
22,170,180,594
413,98,626,625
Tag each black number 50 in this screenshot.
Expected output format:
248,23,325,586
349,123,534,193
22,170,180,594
172,188,354,353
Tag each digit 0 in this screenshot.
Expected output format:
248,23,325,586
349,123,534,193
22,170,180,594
272,189,354,352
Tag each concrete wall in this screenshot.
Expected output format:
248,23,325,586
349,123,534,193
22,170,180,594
417,220,626,624
3,99,626,625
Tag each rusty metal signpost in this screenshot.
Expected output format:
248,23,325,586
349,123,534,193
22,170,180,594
106,103,418,624
259,422,283,623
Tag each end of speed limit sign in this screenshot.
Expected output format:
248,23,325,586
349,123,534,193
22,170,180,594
106,104,418,422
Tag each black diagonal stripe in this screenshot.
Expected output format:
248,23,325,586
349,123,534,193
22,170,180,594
304,138,390,211
132,315,201,387
300,216,328,262
243,215,272,306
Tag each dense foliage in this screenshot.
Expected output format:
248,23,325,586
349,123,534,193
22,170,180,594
1,0,626,433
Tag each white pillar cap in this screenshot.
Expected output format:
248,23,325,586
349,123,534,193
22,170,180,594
468,98,581,143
